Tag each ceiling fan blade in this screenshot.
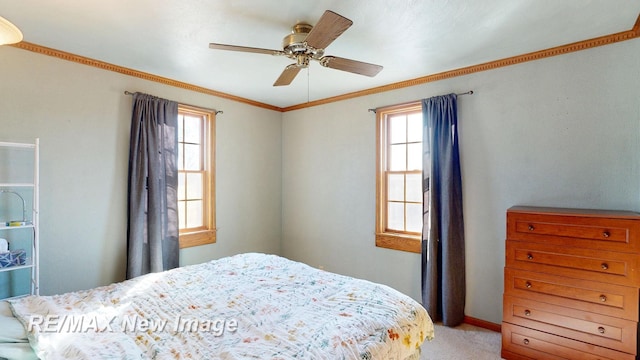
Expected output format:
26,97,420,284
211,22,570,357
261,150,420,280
273,64,302,86
304,10,353,50
209,43,283,56
320,56,383,77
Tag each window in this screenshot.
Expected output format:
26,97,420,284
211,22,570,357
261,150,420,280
376,102,423,253
177,105,216,248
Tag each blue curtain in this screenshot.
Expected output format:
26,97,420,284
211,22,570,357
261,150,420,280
126,93,179,279
421,94,466,326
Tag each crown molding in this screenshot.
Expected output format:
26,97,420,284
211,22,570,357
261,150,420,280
10,41,283,112
9,13,640,113
282,14,640,112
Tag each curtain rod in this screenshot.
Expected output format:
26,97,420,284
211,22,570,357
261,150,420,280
124,91,223,115
368,90,473,114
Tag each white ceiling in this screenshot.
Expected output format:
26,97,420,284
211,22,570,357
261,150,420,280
1,1,639,109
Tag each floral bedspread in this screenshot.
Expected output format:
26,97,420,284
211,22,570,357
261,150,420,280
9,253,434,359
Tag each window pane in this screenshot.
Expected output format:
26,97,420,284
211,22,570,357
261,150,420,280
186,173,203,200
406,174,422,202
178,143,184,170
389,115,406,144
407,113,422,142
184,144,201,171
178,173,186,201
389,144,406,171
406,203,422,233
407,143,422,171
178,201,186,229
186,200,203,228
388,174,404,201
184,115,201,144
387,202,404,231
178,115,184,142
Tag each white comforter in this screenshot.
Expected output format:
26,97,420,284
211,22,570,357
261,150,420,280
9,253,434,359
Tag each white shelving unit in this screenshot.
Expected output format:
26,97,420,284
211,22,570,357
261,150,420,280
0,139,39,299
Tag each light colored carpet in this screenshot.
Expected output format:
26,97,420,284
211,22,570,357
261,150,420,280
420,323,503,360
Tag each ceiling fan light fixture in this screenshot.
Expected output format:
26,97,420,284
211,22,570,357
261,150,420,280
0,15,23,45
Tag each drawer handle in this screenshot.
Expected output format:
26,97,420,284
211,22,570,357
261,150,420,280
598,326,606,334
527,253,534,260
600,295,607,302
528,225,535,231
525,282,532,289
601,263,609,270
523,338,530,345
602,231,610,238
524,309,531,316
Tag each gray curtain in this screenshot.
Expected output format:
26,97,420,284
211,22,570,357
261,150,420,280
126,93,179,279
421,94,466,326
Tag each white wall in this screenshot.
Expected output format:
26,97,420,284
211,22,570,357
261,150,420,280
2,36,638,325
282,38,640,324
0,46,282,295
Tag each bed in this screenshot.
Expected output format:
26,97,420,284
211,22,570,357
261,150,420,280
0,253,434,359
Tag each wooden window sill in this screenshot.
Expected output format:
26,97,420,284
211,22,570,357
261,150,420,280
375,233,421,253
179,230,216,249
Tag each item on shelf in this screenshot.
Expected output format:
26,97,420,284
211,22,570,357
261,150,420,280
0,249,26,268
0,238,7,253
0,251,9,267
5,221,31,226
12,249,26,266
0,189,31,227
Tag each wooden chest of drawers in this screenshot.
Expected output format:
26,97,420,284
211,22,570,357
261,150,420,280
501,206,640,360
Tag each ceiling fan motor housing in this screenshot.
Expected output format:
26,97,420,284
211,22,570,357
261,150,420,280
282,23,324,63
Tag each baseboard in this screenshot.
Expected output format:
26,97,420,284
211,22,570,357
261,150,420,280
464,316,502,332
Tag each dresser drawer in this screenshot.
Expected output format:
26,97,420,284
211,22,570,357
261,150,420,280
504,268,639,320
507,207,640,253
502,323,635,360
503,294,638,354
506,240,640,286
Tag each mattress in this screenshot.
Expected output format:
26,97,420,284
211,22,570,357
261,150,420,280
3,253,434,359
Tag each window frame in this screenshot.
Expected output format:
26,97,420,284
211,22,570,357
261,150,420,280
375,102,423,253
177,104,216,248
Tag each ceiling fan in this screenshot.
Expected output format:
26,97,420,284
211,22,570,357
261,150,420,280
209,10,383,86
